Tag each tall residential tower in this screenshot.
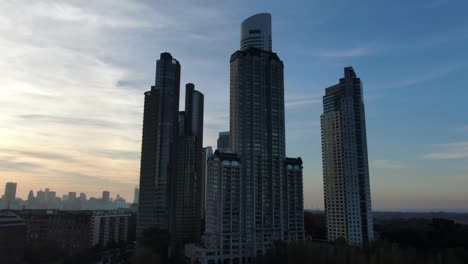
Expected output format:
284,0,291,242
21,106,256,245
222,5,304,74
186,13,304,264
173,83,204,245
138,52,181,235
321,67,374,246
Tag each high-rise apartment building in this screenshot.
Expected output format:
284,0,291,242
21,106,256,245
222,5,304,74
321,67,374,246
203,151,243,258
138,52,181,236
230,46,286,256
186,13,304,263
216,132,230,152
284,157,305,241
172,83,204,245
137,53,204,251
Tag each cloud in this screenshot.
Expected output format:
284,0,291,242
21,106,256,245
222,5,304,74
422,142,468,160
285,94,322,108
0,159,42,171
371,160,408,169
425,0,450,8
18,114,135,129
306,45,378,59
453,125,468,132
371,65,459,91
0,148,77,163
92,150,140,160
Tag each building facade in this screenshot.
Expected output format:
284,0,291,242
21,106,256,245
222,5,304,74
18,209,133,254
186,13,304,263
186,151,243,263
216,132,230,152
172,83,204,246
284,157,305,241
0,211,25,263
138,52,181,235
321,67,374,246
90,212,131,247
201,146,213,221
230,47,287,256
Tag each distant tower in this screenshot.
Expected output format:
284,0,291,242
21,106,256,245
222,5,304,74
240,13,272,51
68,192,77,200
321,67,374,245
102,191,110,202
216,132,230,152
27,190,34,201
133,187,139,204
4,182,17,209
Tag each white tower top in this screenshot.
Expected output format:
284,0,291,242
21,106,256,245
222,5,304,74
240,13,272,51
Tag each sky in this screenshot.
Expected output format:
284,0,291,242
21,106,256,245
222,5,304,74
0,0,467,211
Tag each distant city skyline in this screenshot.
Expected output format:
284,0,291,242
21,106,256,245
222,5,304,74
0,0,467,212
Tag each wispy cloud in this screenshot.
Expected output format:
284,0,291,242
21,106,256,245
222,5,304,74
422,142,468,160
425,0,450,9
285,94,322,108
18,114,136,129
371,159,408,169
307,45,378,59
91,150,140,160
371,64,459,91
0,159,42,171
0,148,77,163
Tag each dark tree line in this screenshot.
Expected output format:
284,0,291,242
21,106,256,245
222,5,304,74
254,240,468,264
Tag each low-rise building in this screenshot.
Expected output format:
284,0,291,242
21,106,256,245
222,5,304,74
0,211,26,263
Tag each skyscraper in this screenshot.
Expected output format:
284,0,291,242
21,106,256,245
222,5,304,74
216,132,230,152
3,182,17,209
172,83,204,245
321,67,374,246
186,13,304,263
138,52,181,236
231,16,292,256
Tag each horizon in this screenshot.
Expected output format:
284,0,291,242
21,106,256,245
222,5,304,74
1,0,467,212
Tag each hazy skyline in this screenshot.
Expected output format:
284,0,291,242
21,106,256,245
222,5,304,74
1,0,467,211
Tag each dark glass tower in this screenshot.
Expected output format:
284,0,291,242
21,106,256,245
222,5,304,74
321,67,374,245
137,52,181,235
173,83,204,245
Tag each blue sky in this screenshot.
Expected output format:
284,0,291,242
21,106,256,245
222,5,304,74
0,0,467,211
